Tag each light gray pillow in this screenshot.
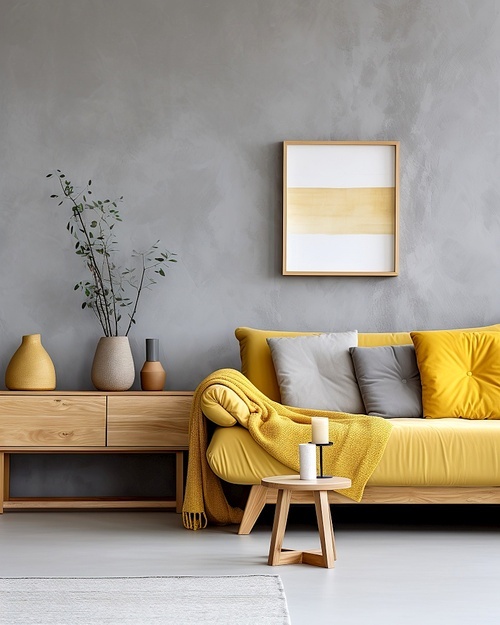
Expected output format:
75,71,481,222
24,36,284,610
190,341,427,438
267,332,364,414
349,344,423,418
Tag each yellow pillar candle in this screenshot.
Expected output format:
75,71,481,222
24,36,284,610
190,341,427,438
311,417,329,444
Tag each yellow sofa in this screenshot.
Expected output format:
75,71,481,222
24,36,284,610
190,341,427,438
201,326,500,534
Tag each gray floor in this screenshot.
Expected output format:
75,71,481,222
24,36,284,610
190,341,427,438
0,507,499,625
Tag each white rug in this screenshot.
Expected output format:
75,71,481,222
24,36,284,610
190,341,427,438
0,575,291,625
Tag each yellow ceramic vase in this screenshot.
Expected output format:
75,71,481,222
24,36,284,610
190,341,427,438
5,334,56,390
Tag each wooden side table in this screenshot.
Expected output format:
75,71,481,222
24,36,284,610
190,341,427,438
261,474,351,569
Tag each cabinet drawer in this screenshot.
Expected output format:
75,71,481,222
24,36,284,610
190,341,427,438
107,395,190,447
0,396,106,447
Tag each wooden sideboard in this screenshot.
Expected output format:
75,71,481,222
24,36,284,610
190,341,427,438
0,390,193,513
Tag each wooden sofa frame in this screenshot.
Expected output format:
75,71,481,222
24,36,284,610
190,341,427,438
238,484,500,534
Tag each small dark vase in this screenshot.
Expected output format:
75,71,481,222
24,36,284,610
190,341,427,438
140,338,166,391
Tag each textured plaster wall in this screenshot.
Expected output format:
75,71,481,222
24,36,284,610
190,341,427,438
1,0,499,495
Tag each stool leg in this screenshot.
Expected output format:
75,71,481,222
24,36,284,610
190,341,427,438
268,488,292,565
313,490,336,568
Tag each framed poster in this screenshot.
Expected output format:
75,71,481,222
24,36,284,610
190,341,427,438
283,141,399,276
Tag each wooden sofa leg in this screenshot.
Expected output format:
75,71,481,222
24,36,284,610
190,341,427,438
238,484,268,535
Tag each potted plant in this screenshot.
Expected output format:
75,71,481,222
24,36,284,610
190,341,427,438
48,171,176,390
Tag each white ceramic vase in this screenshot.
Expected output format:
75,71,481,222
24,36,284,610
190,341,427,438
91,336,135,391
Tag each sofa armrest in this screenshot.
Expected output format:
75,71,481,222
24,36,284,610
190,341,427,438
201,384,251,428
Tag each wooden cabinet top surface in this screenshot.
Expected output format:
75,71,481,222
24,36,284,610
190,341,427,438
0,390,193,396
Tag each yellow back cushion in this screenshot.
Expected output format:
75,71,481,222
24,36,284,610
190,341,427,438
235,324,500,402
235,327,412,401
411,331,500,419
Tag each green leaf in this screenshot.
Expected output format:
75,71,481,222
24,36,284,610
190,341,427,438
158,268,165,276
46,173,53,178
81,302,86,309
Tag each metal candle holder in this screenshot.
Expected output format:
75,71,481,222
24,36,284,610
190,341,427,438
308,441,333,478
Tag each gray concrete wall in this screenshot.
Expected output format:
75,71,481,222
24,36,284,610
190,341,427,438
1,0,499,496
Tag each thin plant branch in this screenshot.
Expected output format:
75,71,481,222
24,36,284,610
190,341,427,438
48,172,177,337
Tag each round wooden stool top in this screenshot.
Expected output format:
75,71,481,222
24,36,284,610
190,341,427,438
261,474,351,491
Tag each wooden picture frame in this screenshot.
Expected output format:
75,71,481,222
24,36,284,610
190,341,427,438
283,141,399,276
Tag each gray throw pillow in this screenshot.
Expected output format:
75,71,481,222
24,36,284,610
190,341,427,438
267,332,365,414
349,344,423,418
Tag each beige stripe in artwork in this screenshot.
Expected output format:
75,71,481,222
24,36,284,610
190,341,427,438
287,187,395,235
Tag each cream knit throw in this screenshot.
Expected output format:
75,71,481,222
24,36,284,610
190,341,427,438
182,368,393,530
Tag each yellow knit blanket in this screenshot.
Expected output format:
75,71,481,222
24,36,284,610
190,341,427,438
182,368,393,530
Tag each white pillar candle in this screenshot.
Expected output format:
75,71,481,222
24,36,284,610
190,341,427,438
299,443,316,480
311,417,329,444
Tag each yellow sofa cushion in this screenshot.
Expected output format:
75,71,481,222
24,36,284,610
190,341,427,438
207,425,293,484
411,331,500,419
207,419,500,486
235,327,412,401
235,324,500,402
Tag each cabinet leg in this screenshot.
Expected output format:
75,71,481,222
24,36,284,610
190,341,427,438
0,453,7,514
175,451,184,513
4,453,9,503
